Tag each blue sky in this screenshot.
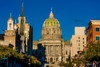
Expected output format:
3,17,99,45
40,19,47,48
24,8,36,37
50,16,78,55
0,0,100,40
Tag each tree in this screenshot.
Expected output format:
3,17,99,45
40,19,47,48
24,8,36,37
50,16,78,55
84,41,100,62
0,45,41,66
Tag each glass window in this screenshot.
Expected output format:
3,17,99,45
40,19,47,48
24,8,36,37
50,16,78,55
96,28,99,32
96,36,99,40
83,38,84,40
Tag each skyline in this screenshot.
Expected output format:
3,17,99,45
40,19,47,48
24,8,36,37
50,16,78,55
0,0,100,40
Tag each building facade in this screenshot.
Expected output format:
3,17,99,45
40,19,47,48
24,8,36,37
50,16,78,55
70,27,86,58
0,4,33,55
33,9,71,67
86,20,100,46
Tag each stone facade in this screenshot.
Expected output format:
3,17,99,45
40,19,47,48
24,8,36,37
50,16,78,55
33,8,71,67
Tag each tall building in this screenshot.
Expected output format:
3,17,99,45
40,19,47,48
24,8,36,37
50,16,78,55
86,20,100,46
70,27,86,58
0,3,33,55
33,8,71,67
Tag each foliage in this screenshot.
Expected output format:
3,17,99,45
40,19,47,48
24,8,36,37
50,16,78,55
59,55,73,67
72,57,88,67
0,45,41,65
84,41,100,62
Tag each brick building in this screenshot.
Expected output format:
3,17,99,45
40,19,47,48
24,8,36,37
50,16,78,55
86,20,100,46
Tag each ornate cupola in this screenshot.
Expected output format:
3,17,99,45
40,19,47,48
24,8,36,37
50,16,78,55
7,13,14,30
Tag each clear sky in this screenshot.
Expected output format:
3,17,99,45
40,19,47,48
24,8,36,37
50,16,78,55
0,0,100,41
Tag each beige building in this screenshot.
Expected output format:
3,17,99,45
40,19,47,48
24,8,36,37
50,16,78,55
33,8,71,67
70,27,86,58
0,3,33,55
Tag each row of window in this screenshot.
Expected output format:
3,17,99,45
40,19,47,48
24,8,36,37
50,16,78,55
78,37,85,40
77,40,85,43
78,44,85,47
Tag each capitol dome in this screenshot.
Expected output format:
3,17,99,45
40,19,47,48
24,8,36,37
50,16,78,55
43,8,60,27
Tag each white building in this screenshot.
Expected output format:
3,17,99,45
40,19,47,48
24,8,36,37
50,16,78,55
70,27,86,58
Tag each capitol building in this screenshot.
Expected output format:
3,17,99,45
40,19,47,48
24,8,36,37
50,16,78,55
0,3,71,67
33,8,71,67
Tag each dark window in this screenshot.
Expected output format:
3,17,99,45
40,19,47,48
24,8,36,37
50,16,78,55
66,51,67,55
78,37,80,39
83,38,84,40
56,58,58,61
96,28,99,32
83,41,84,44
9,23,12,27
96,36,99,40
78,44,80,46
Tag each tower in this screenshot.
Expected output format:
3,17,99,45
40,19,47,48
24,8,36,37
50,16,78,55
17,3,32,54
7,13,14,30
4,14,16,49
18,3,26,53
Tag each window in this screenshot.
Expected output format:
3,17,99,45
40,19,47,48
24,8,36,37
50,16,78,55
9,23,12,27
96,36,99,40
78,44,80,46
96,28,99,32
78,37,80,39
56,58,58,61
83,41,84,44
77,40,80,42
83,38,84,40
79,48,80,50
66,51,67,55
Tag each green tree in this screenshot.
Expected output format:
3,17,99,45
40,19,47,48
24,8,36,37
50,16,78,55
0,45,41,65
84,41,100,62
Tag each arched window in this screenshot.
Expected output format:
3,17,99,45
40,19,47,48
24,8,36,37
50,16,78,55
50,58,53,62
9,23,12,27
54,22,55,26
56,58,58,61
48,22,49,26
51,22,52,25
47,31,49,34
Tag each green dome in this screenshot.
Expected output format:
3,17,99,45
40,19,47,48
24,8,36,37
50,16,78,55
43,8,60,27
43,18,60,27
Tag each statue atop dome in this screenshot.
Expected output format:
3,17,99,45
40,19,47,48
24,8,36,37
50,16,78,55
49,8,54,18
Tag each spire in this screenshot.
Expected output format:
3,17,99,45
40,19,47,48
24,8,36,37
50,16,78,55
21,2,24,17
15,19,16,23
10,13,12,18
49,8,54,18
